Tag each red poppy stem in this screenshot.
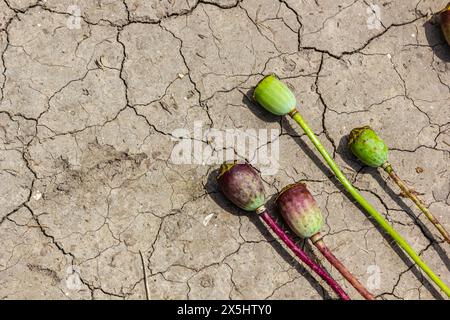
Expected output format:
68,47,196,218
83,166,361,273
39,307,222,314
260,211,350,300
311,233,375,300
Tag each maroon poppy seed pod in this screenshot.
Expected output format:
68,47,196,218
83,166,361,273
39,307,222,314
217,162,265,211
276,183,323,238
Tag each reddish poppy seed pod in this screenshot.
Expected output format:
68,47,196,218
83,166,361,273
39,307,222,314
217,162,265,211
276,183,323,238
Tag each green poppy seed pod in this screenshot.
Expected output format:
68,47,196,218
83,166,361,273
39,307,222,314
441,3,450,46
217,162,266,211
348,126,388,168
253,74,296,116
276,183,323,238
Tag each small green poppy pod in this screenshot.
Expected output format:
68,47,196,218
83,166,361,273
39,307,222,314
441,2,450,46
253,74,296,116
348,126,388,168
217,162,266,211
276,183,323,238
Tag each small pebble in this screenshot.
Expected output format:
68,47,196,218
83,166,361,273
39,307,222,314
33,191,42,201
202,213,215,226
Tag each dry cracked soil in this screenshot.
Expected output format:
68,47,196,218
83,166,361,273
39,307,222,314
0,0,449,300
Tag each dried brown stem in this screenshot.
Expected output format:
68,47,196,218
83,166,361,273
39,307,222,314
383,163,450,244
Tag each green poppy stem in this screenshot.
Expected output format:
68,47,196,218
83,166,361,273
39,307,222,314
288,109,450,297
383,162,450,244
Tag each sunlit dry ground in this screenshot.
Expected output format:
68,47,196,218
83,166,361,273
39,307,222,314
0,0,449,300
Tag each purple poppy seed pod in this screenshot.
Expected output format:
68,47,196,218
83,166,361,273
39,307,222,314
276,183,323,238
217,162,266,211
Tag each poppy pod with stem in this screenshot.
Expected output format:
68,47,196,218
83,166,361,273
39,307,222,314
217,162,350,300
276,183,375,300
348,126,450,244
253,74,450,297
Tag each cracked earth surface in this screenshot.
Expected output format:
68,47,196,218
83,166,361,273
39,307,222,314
0,0,449,300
